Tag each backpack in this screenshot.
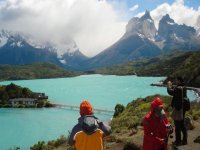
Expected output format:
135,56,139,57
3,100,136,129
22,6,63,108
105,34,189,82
82,115,98,135
181,87,190,111
183,97,190,111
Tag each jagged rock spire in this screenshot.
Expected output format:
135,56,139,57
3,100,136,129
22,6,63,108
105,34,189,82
140,10,153,21
160,14,175,24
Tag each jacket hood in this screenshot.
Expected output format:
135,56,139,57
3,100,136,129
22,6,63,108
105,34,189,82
150,97,166,119
78,115,99,135
151,97,164,111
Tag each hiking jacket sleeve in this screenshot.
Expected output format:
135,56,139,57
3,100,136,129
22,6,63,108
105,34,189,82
167,86,174,96
98,121,111,136
167,86,187,110
68,124,81,146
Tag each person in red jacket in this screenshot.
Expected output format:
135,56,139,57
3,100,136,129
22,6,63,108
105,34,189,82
143,97,173,150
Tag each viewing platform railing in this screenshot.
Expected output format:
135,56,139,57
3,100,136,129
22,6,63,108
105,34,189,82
53,103,114,115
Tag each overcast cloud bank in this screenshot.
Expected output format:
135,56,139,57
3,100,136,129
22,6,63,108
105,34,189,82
0,0,199,57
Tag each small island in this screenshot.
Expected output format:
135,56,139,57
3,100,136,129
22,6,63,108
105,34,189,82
0,83,54,108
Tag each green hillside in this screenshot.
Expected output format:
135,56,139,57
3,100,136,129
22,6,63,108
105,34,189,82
29,94,200,150
96,51,200,87
0,62,79,81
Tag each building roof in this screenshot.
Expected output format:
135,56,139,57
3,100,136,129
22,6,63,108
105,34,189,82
9,98,37,102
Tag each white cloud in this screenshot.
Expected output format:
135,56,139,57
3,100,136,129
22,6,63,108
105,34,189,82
175,0,184,5
197,16,200,28
129,4,139,12
149,0,200,29
0,0,126,57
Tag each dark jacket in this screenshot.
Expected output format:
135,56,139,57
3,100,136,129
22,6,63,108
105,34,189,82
68,115,111,150
167,84,187,111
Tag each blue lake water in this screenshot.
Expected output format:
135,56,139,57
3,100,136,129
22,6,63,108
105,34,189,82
0,75,197,149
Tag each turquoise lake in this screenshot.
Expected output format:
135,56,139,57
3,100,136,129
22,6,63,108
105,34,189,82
0,75,197,149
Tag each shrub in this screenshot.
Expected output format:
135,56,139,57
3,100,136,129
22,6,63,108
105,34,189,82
45,102,54,108
194,136,200,143
111,95,172,135
37,101,45,108
54,135,67,147
30,141,46,150
123,142,141,150
114,104,125,117
17,104,25,108
3,104,12,108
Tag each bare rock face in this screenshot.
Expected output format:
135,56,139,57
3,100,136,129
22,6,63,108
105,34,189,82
125,10,157,40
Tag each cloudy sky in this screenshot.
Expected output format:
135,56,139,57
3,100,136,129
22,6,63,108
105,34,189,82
0,0,199,57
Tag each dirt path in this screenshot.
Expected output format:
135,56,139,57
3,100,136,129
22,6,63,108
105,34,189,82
104,121,200,150
169,121,200,150
56,121,200,150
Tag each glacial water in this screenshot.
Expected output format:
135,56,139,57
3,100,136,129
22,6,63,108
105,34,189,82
0,75,197,149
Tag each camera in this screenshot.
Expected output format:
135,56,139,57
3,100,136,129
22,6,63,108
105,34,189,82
166,124,173,138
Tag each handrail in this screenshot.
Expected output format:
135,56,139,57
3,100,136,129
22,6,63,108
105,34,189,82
53,103,114,114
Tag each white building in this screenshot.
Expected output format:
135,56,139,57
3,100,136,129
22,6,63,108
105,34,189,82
9,98,37,106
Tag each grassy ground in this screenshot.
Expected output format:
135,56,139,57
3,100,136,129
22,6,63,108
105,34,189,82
30,94,200,150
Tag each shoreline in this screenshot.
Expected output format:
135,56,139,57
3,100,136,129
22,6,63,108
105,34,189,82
150,83,200,99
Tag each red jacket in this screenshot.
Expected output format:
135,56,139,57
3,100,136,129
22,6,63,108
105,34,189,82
143,111,169,150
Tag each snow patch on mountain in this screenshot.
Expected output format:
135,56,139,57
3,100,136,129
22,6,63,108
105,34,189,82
59,58,67,64
147,19,153,23
0,30,10,47
137,33,145,39
167,21,175,25
27,38,46,49
0,36,8,47
10,41,24,48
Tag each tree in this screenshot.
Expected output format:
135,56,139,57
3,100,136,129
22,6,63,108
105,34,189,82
22,88,32,98
114,104,125,117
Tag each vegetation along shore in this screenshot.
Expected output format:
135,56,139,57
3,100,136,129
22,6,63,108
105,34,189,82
0,62,79,81
0,83,53,108
95,51,200,88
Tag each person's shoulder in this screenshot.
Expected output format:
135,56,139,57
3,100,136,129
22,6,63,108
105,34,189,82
72,122,82,132
144,112,151,119
143,113,152,124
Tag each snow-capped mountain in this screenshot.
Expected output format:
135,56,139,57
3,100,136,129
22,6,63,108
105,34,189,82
85,11,200,69
125,10,157,40
1,11,200,71
157,14,199,51
0,30,88,70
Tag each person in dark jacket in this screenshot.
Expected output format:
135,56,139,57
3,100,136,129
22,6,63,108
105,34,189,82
68,100,111,150
167,77,187,146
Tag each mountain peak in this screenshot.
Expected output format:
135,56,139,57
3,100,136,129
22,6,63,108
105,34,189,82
140,10,152,21
124,10,156,40
160,14,175,24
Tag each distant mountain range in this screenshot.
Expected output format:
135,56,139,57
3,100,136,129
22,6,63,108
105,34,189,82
86,11,200,69
0,11,200,70
0,30,88,70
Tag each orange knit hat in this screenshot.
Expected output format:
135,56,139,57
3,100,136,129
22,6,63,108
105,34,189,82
80,100,94,116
